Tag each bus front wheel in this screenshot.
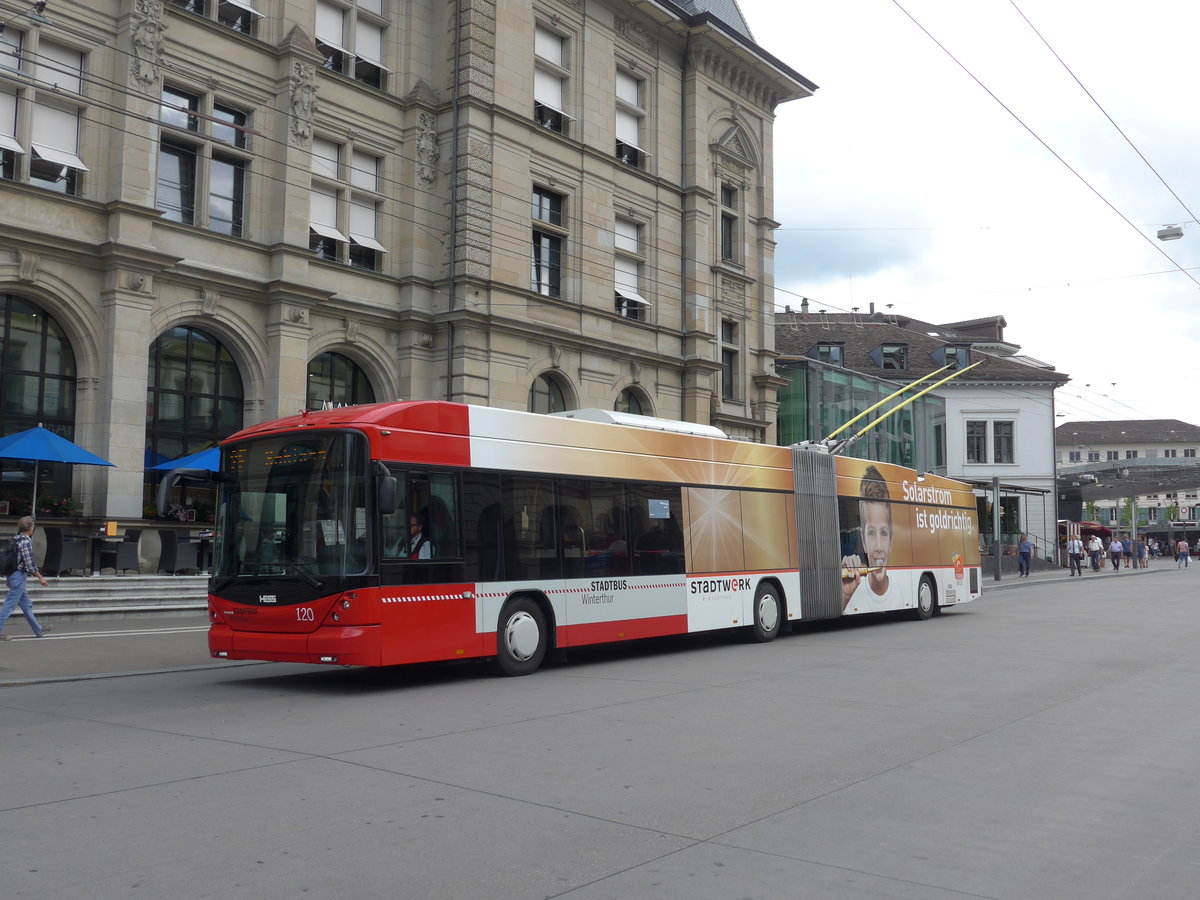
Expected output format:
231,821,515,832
748,582,782,643
496,597,547,676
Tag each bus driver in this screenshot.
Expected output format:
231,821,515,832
841,464,894,610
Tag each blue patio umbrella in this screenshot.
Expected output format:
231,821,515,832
0,424,116,515
150,447,220,472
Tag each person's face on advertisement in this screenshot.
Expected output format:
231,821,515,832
860,500,892,589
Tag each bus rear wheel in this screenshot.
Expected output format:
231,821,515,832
749,582,782,643
496,597,547,676
911,575,936,621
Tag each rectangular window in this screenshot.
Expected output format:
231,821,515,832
315,0,349,73
720,184,737,262
933,422,946,469
720,320,738,401
315,0,387,89
208,154,245,237
945,346,969,369
157,142,197,224
532,231,562,298
1107,450,1119,461
1126,450,1138,459
1087,451,1100,462
533,26,569,134
532,187,563,226
1068,450,1081,462
309,138,385,267
158,85,250,236
0,32,89,193
615,69,647,168
880,344,908,370
966,421,987,464
172,0,261,35
532,187,565,299
1187,449,1197,458
994,421,1014,463
814,343,843,366
614,217,647,320
1165,448,1178,458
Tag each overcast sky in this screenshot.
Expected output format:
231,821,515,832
736,0,1200,425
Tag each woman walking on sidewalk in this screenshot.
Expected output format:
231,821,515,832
0,516,51,640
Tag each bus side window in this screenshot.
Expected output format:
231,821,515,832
426,473,459,558
381,465,409,559
629,485,685,575
502,475,556,580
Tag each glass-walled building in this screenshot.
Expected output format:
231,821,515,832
776,360,946,473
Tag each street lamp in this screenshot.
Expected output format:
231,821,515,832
1158,225,1185,241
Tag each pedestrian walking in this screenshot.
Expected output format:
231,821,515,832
1087,534,1103,572
1067,535,1084,576
1178,538,1190,569
1108,537,1124,572
0,516,52,640
1018,534,1033,577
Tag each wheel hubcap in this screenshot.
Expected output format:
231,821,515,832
920,584,932,611
759,594,779,632
505,611,540,661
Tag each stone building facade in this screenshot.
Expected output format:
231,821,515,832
0,0,811,519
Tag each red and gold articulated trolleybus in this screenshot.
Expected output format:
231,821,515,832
162,402,981,675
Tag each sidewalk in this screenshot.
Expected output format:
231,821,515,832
985,558,1179,591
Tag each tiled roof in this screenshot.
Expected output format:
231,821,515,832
774,312,1069,384
1055,420,1200,444
678,0,754,40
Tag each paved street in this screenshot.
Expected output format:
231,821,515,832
3,565,1200,899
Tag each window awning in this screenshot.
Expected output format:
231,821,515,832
310,222,350,243
349,232,387,252
533,100,575,121
31,143,88,171
219,0,264,15
0,133,24,154
615,287,650,306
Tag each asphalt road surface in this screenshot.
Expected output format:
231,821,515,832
3,567,1199,899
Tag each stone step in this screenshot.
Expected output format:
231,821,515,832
23,575,209,621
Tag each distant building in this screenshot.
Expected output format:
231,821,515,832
776,305,1069,552
1056,419,1200,530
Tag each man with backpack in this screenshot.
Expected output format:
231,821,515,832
0,516,51,640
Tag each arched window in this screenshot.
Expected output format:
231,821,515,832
528,373,567,414
0,294,77,515
615,388,646,416
146,326,243,519
307,351,376,409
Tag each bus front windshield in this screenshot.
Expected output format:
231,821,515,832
214,431,369,582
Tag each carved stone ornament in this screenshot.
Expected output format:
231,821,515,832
288,306,308,325
630,362,642,384
200,289,220,316
549,344,562,369
129,0,166,93
17,251,39,283
416,112,440,186
289,61,318,148
614,17,656,53
345,318,360,343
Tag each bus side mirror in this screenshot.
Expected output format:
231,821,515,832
378,476,397,515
